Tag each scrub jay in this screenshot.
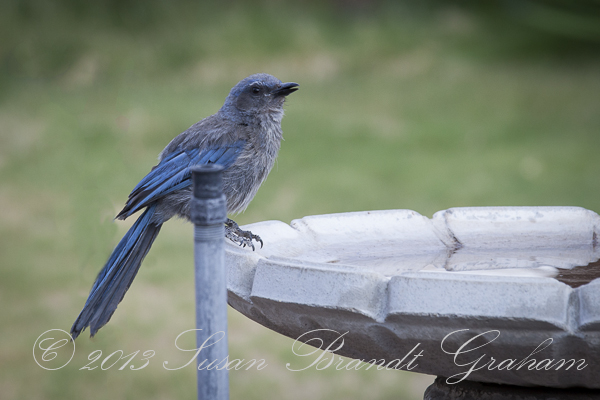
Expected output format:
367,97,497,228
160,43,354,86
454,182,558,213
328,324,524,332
71,73,298,339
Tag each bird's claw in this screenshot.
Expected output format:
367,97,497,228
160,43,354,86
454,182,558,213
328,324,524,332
225,219,263,251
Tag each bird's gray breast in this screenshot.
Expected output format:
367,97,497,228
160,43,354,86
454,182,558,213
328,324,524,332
223,114,283,214
152,112,283,223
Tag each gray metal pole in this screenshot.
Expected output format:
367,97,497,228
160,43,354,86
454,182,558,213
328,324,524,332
191,164,229,400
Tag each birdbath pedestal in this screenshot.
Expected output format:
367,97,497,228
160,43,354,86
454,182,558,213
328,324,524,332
224,207,600,399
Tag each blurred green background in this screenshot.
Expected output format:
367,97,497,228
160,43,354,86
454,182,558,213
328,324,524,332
1,0,599,399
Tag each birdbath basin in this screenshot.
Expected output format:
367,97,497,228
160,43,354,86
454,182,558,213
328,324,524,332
224,206,600,389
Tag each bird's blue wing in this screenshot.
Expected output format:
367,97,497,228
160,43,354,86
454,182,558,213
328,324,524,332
116,140,246,219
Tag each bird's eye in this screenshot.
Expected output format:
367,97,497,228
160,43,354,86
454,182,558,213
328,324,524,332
251,87,260,94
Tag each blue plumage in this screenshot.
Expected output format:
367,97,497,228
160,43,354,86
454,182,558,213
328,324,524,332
117,141,246,219
70,74,298,339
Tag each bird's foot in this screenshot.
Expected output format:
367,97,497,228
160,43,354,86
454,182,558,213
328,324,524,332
225,219,263,251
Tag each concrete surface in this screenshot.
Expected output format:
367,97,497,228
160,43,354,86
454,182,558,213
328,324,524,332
225,207,600,388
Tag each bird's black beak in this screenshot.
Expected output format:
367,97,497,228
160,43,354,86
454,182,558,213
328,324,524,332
272,82,299,97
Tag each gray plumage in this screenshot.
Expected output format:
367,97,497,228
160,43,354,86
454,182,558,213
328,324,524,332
151,74,292,222
71,73,298,339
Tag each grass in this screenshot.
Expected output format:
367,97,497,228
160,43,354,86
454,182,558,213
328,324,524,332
1,1,600,399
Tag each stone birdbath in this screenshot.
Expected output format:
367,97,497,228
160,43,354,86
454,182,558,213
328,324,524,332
224,206,600,399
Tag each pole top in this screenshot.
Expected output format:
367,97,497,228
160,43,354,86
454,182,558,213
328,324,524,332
191,164,227,225
192,164,225,200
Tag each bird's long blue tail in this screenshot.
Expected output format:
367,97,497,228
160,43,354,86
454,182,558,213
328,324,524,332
71,204,162,339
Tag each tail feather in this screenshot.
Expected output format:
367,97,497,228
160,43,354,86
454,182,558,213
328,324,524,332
71,204,162,340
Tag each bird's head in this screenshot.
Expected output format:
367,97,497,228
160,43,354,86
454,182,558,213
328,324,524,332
220,73,299,123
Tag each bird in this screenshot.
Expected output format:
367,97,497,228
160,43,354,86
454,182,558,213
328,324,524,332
70,73,299,340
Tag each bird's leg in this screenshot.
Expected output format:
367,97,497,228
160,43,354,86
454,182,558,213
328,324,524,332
225,218,263,250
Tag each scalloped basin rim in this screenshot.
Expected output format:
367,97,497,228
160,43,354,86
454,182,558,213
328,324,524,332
224,206,600,388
